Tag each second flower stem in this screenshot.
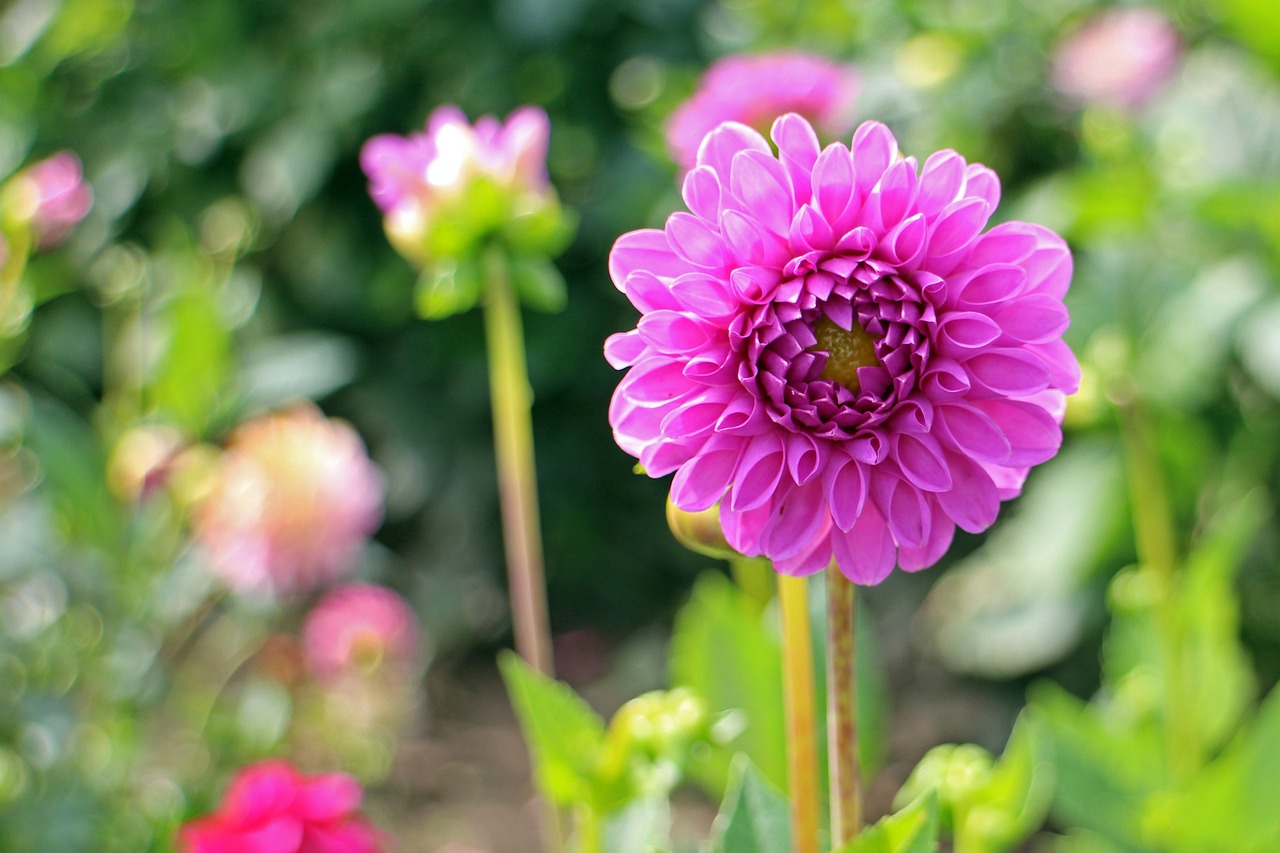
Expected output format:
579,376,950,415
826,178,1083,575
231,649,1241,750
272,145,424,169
778,572,820,853
826,565,861,845
483,248,554,677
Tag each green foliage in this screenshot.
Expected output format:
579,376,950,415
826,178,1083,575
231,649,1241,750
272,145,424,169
707,757,792,853
834,792,938,853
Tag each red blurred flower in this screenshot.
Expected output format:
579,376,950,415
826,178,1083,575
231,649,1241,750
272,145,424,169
179,760,385,852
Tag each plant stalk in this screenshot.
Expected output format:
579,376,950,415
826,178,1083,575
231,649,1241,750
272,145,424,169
483,247,554,677
778,572,820,853
827,564,861,845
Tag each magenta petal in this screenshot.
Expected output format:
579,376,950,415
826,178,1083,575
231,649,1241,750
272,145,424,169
916,149,967,217
772,524,833,575
851,121,897,197
730,149,795,236
936,312,1002,357
976,399,1063,466
786,432,827,485
771,113,822,205
814,143,856,223
638,309,712,352
964,349,1052,397
604,331,646,369
877,213,927,267
666,212,730,272
763,480,830,560
696,121,772,176
622,269,682,313
610,229,687,287
893,433,952,492
661,397,728,439
964,163,1001,210
937,452,1000,533
956,264,1027,305
1031,338,1082,393
833,501,896,584
868,157,918,229
824,451,868,531
898,508,955,571
730,432,787,512
934,402,1011,463
874,474,931,549
921,357,972,401
927,197,989,258
721,209,790,266
670,439,739,512
720,499,775,556
670,272,738,317
991,294,1070,344
682,166,723,222
298,774,362,822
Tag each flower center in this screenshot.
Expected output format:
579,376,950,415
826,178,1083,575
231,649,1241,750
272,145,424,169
813,316,879,393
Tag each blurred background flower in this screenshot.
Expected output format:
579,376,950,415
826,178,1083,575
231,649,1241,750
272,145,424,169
1050,7,1182,110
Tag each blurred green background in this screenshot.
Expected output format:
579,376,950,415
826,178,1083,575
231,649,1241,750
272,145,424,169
2,0,1280,849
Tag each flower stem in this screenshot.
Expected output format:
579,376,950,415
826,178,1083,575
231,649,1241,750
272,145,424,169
483,246,554,677
826,564,861,845
777,572,820,853
730,554,774,613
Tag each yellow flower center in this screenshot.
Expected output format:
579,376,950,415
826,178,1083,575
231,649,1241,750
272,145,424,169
814,316,879,392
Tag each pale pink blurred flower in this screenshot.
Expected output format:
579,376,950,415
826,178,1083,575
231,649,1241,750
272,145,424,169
194,406,384,597
666,53,858,172
14,152,93,247
179,760,385,852
303,584,420,680
1050,8,1181,110
607,116,1078,583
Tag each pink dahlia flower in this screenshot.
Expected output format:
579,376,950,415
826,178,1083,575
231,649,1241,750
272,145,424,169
606,116,1079,584
302,584,420,680
12,152,93,248
1050,8,1181,111
666,53,858,172
179,760,384,852
193,406,384,597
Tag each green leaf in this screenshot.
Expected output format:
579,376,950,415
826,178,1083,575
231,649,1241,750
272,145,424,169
710,756,791,853
415,256,481,320
959,712,1053,853
510,256,567,313
604,796,671,853
670,572,786,795
834,791,938,853
498,651,607,807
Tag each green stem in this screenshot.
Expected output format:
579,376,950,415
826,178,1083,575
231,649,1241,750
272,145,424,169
826,564,861,845
778,572,820,853
1115,393,1194,779
483,247,554,677
730,554,774,612
574,803,602,853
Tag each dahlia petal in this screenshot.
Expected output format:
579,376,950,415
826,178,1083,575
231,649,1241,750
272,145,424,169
730,433,788,512
696,121,772,177
885,477,931,549
610,229,686,287
638,309,712,353
640,438,700,477
832,501,896,584
965,349,1052,397
851,121,897,197
898,508,955,571
991,293,1070,344
609,398,669,451
893,433,952,492
835,226,877,257
730,149,795,236
715,393,771,435
877,213,927,267
618,359,695,406
661,396,729,439
604,330,646,369
671,440,739,512
937,452,1000,533
721,209,791,266
956,264,1027,305
983,461,1030,500
237,818,306,853
786,432,828,485
937,311,1002,357
763,480,830,560
224,762,298,824
622,269,682,313
927,197,990,258
814,143,857,224
921,357,972,401
934,402,1011,463
1020,228,1073,299
916,149,968,217
720,499,776,556
731,265,781,304
298,773,363,821
868,157,918,229
887,398,932,433
771,113,822,206
964,163,1001,211
966,221,1041,267
682,166,723,222
684,345,740,386
790,205,835,253
975,399,1063,466
1030,338,1082,393
670,272,739,317
824,450,868,531
773,527,834,575
667,212,731,272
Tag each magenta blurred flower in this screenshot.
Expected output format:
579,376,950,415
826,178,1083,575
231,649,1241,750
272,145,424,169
303,584,420,680
606,116,1079,583
1050,8,1180,110
667,53,858,172
12,152,93,247
193,406,383,597
179,760,385,853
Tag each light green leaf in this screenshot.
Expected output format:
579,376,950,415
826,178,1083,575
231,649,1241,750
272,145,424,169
498,651,606,807
834,791,937,853
604,796,671,853
958,712,1053,853
710,756,791,853
670,572,786,795
510,256,567,313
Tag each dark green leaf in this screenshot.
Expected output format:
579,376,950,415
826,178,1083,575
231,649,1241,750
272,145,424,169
710,756,791,853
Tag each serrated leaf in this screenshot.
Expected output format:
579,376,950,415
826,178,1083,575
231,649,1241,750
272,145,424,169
711,756,791,853
415,257,481,319
498,651,606,807
834,791,937,853
671,572,786,795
